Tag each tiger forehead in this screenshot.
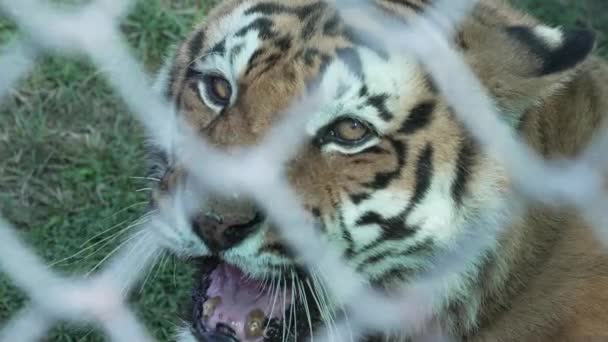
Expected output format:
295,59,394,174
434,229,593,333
207,1,331,36
192,1,426,116
201,0,345,62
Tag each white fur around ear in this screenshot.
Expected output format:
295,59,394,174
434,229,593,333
506,25,595,75
532,25,563,50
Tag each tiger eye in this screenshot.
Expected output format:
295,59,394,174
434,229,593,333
332,118,370,142
203,74,232,106
213,78,230,99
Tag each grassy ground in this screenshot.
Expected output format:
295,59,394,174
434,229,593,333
0,0,606,341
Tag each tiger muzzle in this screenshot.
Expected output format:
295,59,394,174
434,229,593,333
191,197,264,253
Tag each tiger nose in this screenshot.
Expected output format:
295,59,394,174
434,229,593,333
192,209,264,253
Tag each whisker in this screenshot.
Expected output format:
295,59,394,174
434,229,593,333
298,275,314,342
139,249,164,294
312,271,341,342
129,176,161,182
172,255,178,288
306,278,333,341
266,273,280,332
289,270,296,342
124,230,159,292
49,214,152,267
99,200,150,221
338,296,354,342
158,252,170,276
281,270,287,342
80,218,132,248
85,228,148,277
257,272,269,292
254,272,269,301
81,211,154,250
263,275,274,333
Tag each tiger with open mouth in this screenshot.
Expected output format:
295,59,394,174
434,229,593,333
147,0,608,341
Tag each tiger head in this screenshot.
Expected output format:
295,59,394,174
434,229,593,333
148,0,596,341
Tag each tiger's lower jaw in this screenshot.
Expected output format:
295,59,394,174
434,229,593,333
190,257,322,342
186,258,469,342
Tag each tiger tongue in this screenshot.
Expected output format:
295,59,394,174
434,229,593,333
201,263,292,341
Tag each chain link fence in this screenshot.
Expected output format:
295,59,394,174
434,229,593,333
1,0,607,341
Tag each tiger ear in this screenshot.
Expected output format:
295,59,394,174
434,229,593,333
483,25,596,124
505,25,596,76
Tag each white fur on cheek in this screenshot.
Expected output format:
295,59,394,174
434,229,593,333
407,171,458,245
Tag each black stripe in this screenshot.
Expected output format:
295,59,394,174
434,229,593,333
367,94,393,121
357,238,434,272
188,30,206,61
451,137,477,206
174,65,204,113
336,47,364,79
164,62,180,100
407,143,434,210
349,192,370,205
399,101,436,134
424,73,439,94
183,67,202,99
229,43,244,63
352,159,374,165
255,52,283,77
362,139,407,190
359,85,369,97
244,49,265,76
306,53,332,93
384,0,425,13
402,237,435,255
360,143,434,248
352,145,434,263
209,39,226,55
301,48,322,66
356,211,417,241
373,265,417,285
359,146,389,155
245,2,323,20
274,35,292,51
343,226,355,258
301,10,324,40
334,209,356,259
323,13,341,35
259,243,294,258
235,17,276,39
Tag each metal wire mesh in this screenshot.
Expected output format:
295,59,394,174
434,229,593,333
1,0,607,341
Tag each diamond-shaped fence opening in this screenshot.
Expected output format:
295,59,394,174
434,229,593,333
1,0,607,341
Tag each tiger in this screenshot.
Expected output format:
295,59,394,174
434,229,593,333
147,0,608,341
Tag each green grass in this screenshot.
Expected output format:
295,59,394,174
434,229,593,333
0,0,606,341
0,1,216,341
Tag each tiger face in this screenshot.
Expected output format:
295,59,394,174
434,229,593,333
148,0,596,340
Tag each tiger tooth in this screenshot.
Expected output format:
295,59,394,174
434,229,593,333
203,296,222,322
245,309,266,339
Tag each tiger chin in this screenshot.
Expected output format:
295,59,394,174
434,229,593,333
147,0,608,341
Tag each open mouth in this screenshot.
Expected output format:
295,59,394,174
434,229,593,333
191,258,321,342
